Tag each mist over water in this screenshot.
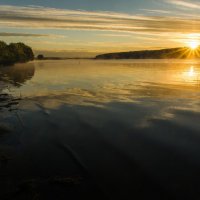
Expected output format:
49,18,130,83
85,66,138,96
0,59,200,199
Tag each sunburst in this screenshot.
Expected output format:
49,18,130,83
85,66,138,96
175,40,200,58
188,40,199,50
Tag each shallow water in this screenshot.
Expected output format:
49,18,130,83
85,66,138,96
0,59,200,199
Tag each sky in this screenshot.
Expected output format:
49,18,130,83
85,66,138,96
1,0,200,57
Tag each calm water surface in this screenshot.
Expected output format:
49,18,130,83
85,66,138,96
0,59,200,199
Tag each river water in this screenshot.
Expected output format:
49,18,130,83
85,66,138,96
0,59,200,199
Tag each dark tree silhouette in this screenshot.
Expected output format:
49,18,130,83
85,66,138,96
37,54,44,60
95,47,200,59
0,41,34,66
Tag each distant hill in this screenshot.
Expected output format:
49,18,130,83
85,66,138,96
95,47,200,59
0,41,34,66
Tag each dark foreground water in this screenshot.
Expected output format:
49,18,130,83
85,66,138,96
0,59,200,200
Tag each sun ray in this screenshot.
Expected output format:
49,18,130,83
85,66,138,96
178,48,190,59
189,41,199,50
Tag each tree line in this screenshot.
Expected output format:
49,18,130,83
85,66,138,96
0,41,34,66
95,47,200,59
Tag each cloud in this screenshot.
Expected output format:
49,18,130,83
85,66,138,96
165,0,200,9
140,9,172,14
0,32,67,39
0,4,200,36
0,32,48,37
98,33,133,37
1,4,200,53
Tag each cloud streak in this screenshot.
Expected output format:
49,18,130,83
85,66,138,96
0,32,49,37
1,4,200,53
0,5,200,35
166,0,200,9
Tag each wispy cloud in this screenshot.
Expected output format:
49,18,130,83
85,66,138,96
140,9,171,14
0,32,49,37
0,5,200,35
165,0,200,9
98,33,133,37
1,4,200,53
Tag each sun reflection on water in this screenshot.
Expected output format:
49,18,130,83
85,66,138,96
182,65,200,84
1,60,200,103
188,66,195,77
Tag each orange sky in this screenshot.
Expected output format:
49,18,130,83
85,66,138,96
0,1,200,57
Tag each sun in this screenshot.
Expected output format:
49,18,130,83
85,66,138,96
188,40,199,50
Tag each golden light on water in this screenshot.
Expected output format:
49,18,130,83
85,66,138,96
188,66,195,77
182,66,200,84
